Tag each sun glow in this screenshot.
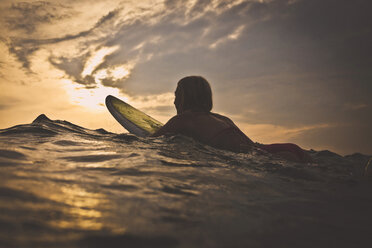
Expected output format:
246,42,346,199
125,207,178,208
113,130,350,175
62,46,135,111
62,79,125,111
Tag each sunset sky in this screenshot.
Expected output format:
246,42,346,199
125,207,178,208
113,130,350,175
0,0,371,155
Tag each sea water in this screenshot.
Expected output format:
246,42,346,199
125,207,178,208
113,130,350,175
0,114,371,248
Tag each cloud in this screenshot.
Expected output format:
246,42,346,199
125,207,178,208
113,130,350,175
81,46,119,77
7,42,39,70
3,0,264,83
49,45,135,89
6,1,72,34
238,121,335,145
4,6,121,70
343,103,368,111
93,8,121,28
289,123,372,155
49,55,88,83
209,25,245,49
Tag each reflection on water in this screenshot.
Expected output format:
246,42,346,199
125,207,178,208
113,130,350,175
49,185,104,231
0,115,371,248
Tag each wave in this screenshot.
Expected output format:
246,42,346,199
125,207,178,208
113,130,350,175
0,114,370,179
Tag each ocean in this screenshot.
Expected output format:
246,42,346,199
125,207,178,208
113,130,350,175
0,114,371,248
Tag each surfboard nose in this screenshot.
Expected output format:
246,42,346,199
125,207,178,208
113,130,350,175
105,95,114,106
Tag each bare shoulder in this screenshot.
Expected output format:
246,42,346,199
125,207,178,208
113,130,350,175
151,114,185,137
210,112,235,125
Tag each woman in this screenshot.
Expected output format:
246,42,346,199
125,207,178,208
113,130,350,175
152,76,311,163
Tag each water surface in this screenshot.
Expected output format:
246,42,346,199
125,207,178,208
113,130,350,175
0,114,371,248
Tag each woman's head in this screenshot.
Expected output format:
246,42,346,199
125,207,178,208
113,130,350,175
174,76,213,114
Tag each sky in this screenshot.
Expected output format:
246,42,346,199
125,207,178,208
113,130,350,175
0,0,371,155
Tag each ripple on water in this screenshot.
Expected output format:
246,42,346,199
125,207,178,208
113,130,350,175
111,168,154,177
0,149,29,167
0,187,53,203
0,149,27,160
78,234,178,248
19,146,37,151
61,154,122,162
53,140,82,146
0,126,58,137
161,185,198,196
160,159,214,168
113,134,140,142
100,183,139,191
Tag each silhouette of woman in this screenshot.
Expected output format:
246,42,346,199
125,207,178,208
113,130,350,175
152,76,311,163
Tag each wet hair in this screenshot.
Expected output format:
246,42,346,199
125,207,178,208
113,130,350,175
174,76,213,114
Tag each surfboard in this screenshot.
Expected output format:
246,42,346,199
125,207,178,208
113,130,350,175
105,95,163,137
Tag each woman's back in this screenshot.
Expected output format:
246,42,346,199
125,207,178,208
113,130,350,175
152,111,254,152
